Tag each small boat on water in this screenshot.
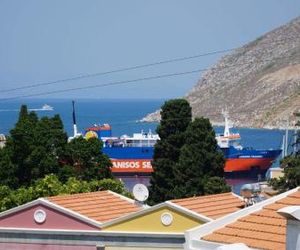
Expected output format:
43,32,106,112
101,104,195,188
41,104,54,111
83,111,281,176
28,104,54,112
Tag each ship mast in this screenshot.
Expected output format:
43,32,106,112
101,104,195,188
72,100,78,138
68,100,82,142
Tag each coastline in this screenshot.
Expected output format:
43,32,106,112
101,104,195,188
140,112,297,131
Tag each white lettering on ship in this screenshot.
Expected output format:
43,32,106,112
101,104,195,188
112,161,152,169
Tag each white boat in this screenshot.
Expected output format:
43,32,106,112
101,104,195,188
41,104,54,111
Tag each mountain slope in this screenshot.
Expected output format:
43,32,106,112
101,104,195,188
143,16,300,128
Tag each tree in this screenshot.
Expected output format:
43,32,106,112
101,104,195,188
173,118,230,198
148,100,230,204
269,154,300,193
148,99,192,204
0,147,18,188
0,105,113,188
7,105,38,186
3,107,68,187
63,137,112,181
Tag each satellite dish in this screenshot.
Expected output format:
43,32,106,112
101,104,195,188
133,184,149,202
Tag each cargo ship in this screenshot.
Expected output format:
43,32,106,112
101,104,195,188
83,110,281,176
215,111,282,176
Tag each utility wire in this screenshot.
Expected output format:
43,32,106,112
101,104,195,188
0,69,202,101
0,53,297,102
0,48,234,93
1,34,300,93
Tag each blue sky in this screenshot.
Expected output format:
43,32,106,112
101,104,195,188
0,0,299,99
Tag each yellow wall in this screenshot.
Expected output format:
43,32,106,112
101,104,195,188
104,207,203,233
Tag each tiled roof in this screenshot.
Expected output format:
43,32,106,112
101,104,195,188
47,191,142,224
170,192,244,219
202,189,300,250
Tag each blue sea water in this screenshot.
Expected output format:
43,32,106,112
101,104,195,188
0,98,293,194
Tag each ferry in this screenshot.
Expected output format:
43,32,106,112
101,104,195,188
83,111,281,176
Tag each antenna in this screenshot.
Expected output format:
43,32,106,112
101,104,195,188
132,184,149,203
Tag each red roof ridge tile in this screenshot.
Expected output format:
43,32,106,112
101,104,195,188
47,190,110,201
171,192,238,203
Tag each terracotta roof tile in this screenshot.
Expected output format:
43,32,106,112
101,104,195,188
47,191,142,224
171,192,244,219
202,189,300,250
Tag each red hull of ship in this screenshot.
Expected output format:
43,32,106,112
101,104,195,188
111,158,276,174
224,158,275,172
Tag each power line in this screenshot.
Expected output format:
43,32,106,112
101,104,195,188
0,69,203,101
0,53,297,102
0,48,234,93
1,33,300,93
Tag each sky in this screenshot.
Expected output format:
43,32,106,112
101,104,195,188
0,0,299,100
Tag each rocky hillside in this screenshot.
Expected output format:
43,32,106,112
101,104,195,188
142,16,300,129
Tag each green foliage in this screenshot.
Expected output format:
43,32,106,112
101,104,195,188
0,105,113,189
269,155,300,193
173,118,229,198
148,99,192,204
149,100,230,204
0,147,18,188
0,105,125,212
157,99,192,140
63,137,112,181
2,106,67,187
0,174,130,212
87,178,133,198
33,174,64,197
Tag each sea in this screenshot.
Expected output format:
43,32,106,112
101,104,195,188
0,98,294,194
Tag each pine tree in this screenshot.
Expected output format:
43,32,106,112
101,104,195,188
0,104,114,192
8,105,38,186
173,117,230,198
148,99,192,204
